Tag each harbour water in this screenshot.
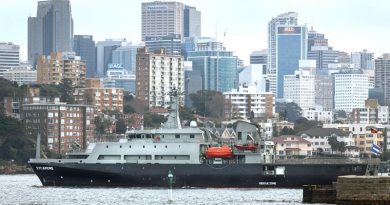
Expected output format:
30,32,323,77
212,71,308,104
0,175,329,205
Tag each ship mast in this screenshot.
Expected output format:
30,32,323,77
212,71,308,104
162,88,182,129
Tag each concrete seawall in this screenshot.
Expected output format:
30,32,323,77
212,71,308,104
303,175,390,204
302,185,336,204
336,175,390,205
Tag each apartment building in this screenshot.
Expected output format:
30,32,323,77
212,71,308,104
37,52,86,86
73,78,124,113
23,102,95,154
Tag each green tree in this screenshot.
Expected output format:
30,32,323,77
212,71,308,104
275,102,302,122
0,136,35,165
144,113,166,128
328,136,346,154
115,118,127,134
280,126,296,135
0,114,25,140
189,90,224,119
94,116,112,136
0,78,25,99
338,141,347,153
39,84,61,98
294,117,322,133
272,125,279,137
179,106,194,122
0,112,35,165
58,78,75,103
124,104,136,114
328,136,338,154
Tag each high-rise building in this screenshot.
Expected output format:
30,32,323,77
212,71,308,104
307,27,328,51
184,5,201,38
276,25,308,98
315,75,334,111
73,35,96,78
223,84,275,120
0,42,20,77
337,51,351,64
239,64,269,92
112,43,141,74
187,39,238,93
142,1,201,40
73,79,124,113
375,53,390,104
369,87,385,106
23,102,95,154
351,49,374,69
141,1,184,40
95,39,126,76
284,69,315,110
182,37,214,59
4,66,37,85
28,0,73,67
103,64,137,93
37,52,86,86
268,12,298,96
308,47,338,72
363,69,375,88
307,28,338,71
145,34,182,55
334,73,369,112
136,48,184,109
250,50,268,65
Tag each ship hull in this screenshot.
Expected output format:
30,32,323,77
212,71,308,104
29,162,367,188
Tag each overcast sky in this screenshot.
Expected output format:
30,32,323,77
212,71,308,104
1,0,390,64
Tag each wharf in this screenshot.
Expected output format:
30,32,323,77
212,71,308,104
303,175,390,205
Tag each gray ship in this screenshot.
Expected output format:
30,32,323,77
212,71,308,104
29,90,376,187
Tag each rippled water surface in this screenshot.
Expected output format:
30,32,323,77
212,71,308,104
0,175,330,205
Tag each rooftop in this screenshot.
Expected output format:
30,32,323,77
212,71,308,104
298,128,350,137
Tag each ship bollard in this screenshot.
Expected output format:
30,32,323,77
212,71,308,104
167,170,176,203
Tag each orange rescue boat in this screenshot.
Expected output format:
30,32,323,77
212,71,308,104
205,145,233,158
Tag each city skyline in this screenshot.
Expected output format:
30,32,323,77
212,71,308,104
1,0,390,64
